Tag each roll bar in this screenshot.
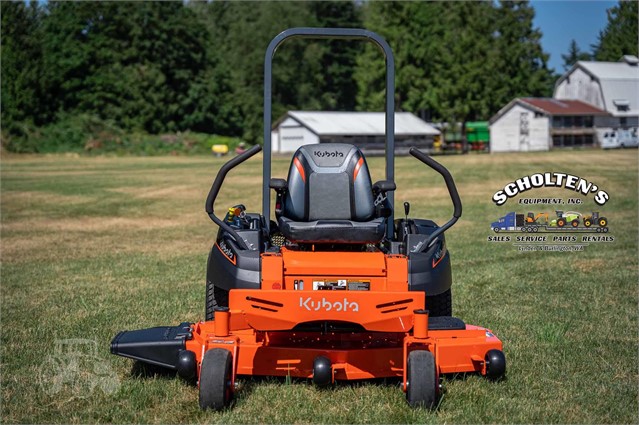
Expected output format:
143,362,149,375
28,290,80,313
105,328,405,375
263,27,396,236
409,148,462,250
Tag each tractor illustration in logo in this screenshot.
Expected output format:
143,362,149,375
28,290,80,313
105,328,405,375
492,211,609,233
38,339,119,397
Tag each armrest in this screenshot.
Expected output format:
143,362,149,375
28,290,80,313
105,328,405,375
269,178,288,191
373,180,396,193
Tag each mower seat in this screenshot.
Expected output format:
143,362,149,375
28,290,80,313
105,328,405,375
277,143,387,244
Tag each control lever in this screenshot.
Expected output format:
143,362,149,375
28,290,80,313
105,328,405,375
403,201,411,237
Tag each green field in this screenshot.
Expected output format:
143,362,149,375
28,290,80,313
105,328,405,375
2,150,637,423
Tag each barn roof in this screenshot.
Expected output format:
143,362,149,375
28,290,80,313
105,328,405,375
275,111,440,136
520,98,610,115
489,98,609,124
554,56,639,116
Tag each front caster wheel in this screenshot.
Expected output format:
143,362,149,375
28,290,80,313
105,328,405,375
485,349,506,380
406,350,438,409
312,356,332,386
199,349,233,411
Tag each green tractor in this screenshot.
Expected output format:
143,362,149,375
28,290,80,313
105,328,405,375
550,211,581,228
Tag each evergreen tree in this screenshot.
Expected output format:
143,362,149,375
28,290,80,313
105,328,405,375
491,1,554,104
561,39,592,70
194,1,362,143
356,0,554,149
592,1,638,61
307,0,362,111
39,1,211,133
1,1,47,132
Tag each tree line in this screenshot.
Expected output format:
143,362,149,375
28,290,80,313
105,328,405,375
1,1,636,152
562,1,638,71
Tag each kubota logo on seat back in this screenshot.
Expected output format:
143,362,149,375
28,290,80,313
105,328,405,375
299,297,359,312
313,150,344,158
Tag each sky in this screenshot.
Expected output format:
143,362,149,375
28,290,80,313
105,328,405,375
531,0,617,73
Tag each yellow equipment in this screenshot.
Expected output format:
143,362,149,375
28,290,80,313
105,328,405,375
211,144,229,156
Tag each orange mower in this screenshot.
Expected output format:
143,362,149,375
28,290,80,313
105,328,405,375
111,28,505,410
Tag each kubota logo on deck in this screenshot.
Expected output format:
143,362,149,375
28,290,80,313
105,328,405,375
299,297,359,312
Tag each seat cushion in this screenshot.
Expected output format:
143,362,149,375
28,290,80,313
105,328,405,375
279,216,386,244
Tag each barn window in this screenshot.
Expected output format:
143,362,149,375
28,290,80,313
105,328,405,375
573,116,583,127
564,116,574,127
553,135,563,147
584,116,593,127
552,116,562,127
614,99,630,112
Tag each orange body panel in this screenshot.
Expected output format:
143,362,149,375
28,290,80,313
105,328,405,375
261,248,408,293
280,248,388,277
229,289,424,332
183,249,503,392
260,253,284,289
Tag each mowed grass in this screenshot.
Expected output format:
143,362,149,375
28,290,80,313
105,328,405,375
1,150,637,423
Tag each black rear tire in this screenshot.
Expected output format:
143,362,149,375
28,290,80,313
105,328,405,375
406,350,438,409
199,349,233,411
427,289,452,317
206,281,228,321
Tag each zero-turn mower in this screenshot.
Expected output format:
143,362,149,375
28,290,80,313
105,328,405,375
111,27,505,411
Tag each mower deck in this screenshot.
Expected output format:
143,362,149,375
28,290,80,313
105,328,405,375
111,289,503,387
187,316,502,382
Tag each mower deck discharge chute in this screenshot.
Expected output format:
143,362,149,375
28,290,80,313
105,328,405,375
111,27,505,410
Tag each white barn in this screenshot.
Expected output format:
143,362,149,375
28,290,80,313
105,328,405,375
554,55,639,132
489,98,609,152
271,111,440,154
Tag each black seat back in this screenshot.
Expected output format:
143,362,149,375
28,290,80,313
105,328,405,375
283,144,375,222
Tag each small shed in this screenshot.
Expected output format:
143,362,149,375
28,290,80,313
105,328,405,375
489,98,609,152
271,111,440,154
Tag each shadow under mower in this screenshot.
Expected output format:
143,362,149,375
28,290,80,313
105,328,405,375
111,27,505,411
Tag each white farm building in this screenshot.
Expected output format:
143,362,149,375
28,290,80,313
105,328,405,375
554,55,639,147
271,111,440,154
489,55,638,152
554,55,639,129
489,98,609,152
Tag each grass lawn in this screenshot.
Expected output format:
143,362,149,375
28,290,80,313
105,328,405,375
1,149,637,423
